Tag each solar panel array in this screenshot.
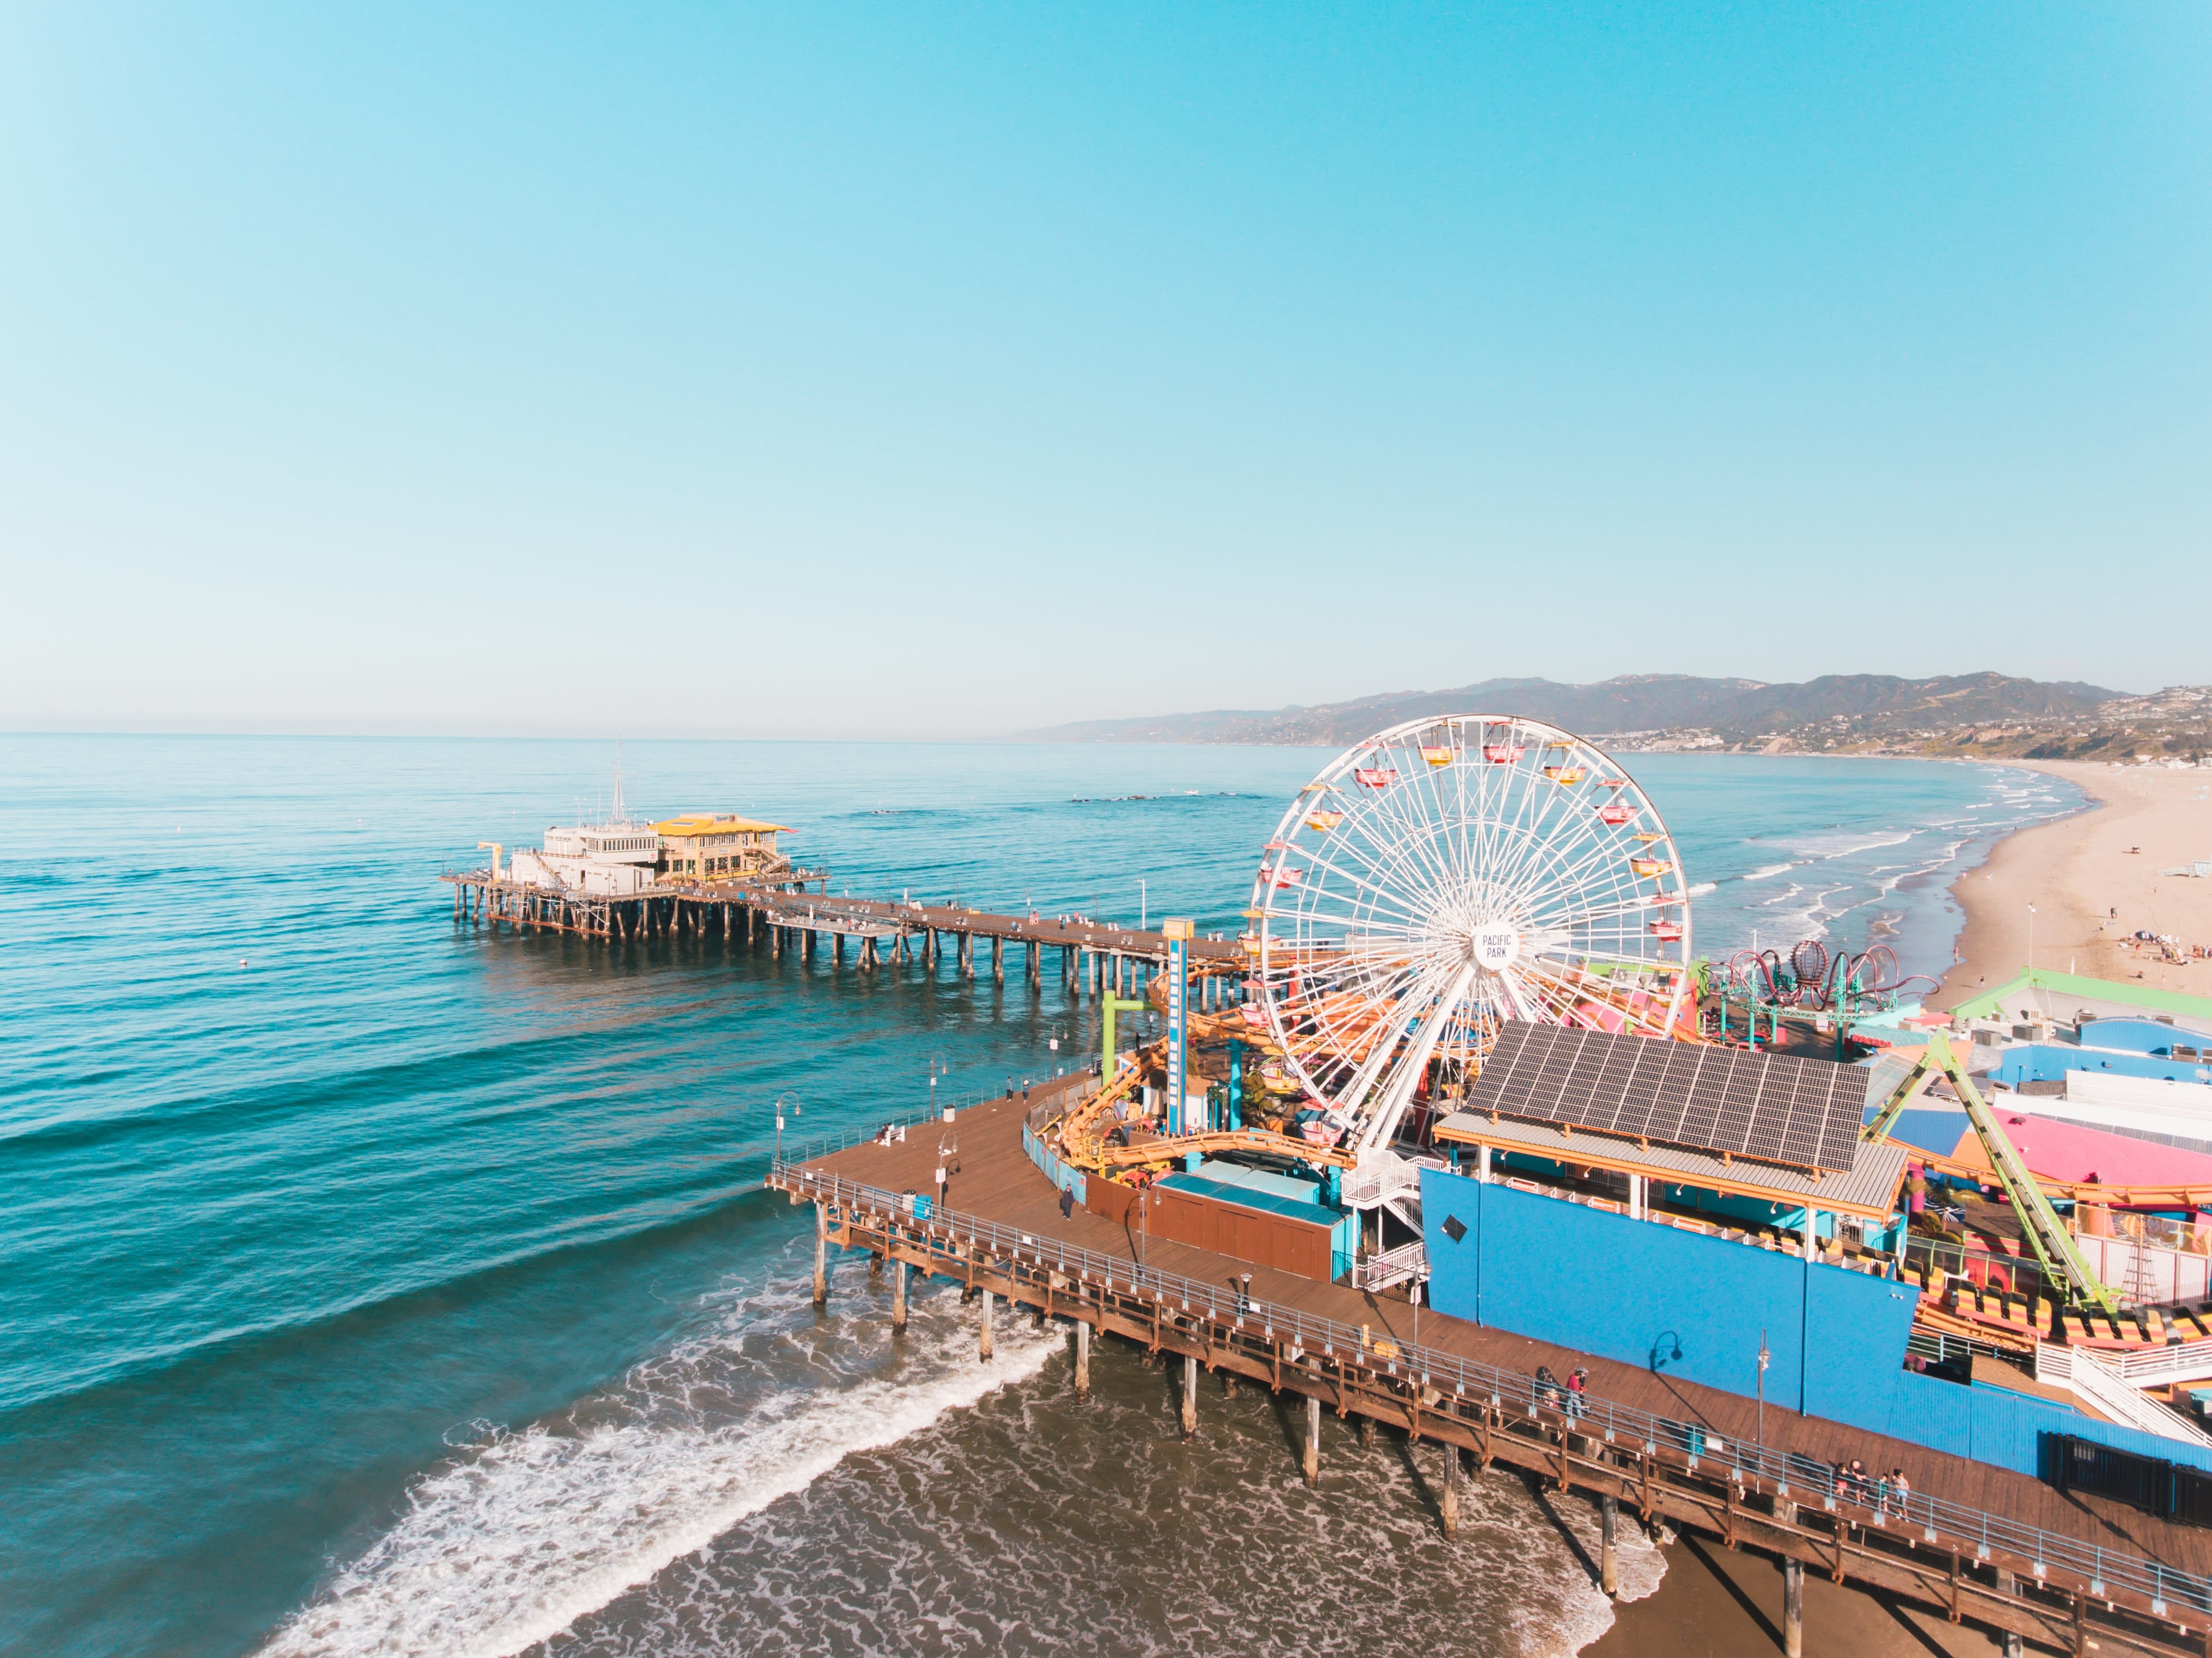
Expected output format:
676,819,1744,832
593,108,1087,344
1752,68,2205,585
1467,1021,1864,1172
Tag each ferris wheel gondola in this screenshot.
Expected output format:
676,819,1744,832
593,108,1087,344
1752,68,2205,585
1250,714,1694,1157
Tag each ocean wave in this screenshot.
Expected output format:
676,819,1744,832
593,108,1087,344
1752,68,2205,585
1743,863,1797,882
259,1287,1061,1658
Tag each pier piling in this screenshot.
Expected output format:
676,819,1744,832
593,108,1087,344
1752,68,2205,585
891,1258,907,1330
979,1289,994,1361
1783,1556,1803,1658
1074,1318,1090,1396
812,1202,829,1307
1440,1443,1459,1538
1601,1493,1619,1594
1181,1354,1199,1439
1304,1393,1322,1487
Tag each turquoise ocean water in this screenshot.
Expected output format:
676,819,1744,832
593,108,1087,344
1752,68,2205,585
0,737,2081,1658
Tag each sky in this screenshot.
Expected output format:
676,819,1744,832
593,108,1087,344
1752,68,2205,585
1,5,2206,738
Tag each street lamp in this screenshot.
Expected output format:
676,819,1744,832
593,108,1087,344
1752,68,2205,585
2028,902,2037,974
774,1092,800,1172
1757,1328,1771,1463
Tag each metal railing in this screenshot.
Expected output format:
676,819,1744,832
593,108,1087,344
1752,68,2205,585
773,1153,2212,1619
1351,1240,1427,1292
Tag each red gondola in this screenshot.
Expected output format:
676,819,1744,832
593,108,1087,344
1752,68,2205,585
1353,767,1397,789
1482,744,1523,764
1597,803,1632,825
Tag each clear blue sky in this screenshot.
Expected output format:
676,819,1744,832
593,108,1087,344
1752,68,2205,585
2,5,2205,737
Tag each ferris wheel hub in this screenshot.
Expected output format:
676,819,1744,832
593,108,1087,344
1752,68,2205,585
1468,922,1522,969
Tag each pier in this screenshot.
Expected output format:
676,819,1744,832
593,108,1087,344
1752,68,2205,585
773,1091,2212,1658
442,867,1247,997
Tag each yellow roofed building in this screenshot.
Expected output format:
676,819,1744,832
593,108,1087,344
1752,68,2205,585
653,814,793,884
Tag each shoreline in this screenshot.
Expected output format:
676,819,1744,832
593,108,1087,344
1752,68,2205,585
1933,760,2212,1007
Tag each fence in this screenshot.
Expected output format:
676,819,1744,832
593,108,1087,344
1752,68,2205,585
2049,1435,2212,1530
774,1153,2212,1621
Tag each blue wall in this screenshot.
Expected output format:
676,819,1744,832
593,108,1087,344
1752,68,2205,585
1991,1042,2212,1087
1419,1167,2212,1479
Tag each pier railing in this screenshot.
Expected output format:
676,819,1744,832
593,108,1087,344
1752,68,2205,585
772,1154,2212,1620
778,1073,1101,1170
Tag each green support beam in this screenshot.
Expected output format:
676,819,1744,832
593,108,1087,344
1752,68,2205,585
1864,1031,2118,1316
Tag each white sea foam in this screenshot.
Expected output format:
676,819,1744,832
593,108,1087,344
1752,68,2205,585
259,1293,1060,1658
1684,882,1717,898
1744,862,1797,882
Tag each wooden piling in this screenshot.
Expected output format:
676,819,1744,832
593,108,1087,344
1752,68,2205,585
812,1201,829,1307
1074,1318,1090,1396
1304,1392,1322,1487
1602,1493,1619,1594
1783,1556,1803,1658
1181,1353,1199,1439
891,1257,907,1330
979,1288,994,1360
1440,1442,1459,1537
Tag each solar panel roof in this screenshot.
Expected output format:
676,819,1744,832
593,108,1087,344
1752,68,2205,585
1468,1020,1865,1171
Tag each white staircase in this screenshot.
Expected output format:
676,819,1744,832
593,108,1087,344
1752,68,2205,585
2038,1345,2212,1448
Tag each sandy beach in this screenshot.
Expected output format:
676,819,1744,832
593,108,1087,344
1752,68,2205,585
1934,761,2212,1007
1584,1527,1997,1658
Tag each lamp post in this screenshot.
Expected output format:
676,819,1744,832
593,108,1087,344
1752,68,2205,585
774,1092,799,1172
1757,1329,1771,1463
2028,902,2037,975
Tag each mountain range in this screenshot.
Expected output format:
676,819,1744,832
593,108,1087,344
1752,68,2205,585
1022,672,2134,753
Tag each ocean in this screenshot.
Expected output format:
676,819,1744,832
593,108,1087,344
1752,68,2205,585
0,736,2083,1658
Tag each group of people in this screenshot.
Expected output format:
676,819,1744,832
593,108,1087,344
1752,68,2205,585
1534,1364,1590,1418
1832,1457,1912,1515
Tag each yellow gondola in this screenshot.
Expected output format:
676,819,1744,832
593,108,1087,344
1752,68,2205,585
1419,746,1454,768
1305,810,1344,831
1542,765,1585,784
1630,857,1671,878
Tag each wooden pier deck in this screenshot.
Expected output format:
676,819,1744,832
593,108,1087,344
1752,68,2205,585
444,869,1244,986
777,1098,2212,1658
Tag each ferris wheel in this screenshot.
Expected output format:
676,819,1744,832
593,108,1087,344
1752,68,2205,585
1251,714,1694,1157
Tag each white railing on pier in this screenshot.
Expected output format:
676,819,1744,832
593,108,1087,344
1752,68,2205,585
2066,1349,2212,1448
1341,1154,1444,1212
1351,1240,1427,1292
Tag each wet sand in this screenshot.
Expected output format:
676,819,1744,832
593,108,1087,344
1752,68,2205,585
1934,761,2212,1007
1585,1528,2008,1658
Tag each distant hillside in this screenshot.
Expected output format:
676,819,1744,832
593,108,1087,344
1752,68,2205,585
1023,672,2162,757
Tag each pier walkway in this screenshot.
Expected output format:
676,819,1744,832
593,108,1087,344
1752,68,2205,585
444,868,1243,994
776,1097,2212,1658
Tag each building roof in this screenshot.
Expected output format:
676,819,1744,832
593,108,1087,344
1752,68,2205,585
1949,969,2212,1029
1946,1108,2212,1189
652,814,793,838
1433,1108,1913,1220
